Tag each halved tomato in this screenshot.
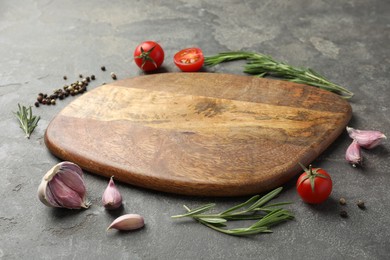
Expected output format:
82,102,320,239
173,47,204,72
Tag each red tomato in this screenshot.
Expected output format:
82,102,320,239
296,164,332,204
173,47,204,72
134,41,164,72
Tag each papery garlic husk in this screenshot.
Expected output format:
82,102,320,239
346,126,387,149
107,214,144,231
38,161,90,209
345,140,362,167
102,176,122,210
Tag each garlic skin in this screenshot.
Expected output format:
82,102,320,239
38,161,90,209
345,141,362,167
102,176,122,210
346,127,387,149
107,214,144,231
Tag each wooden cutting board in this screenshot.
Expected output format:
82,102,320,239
45,73,351,196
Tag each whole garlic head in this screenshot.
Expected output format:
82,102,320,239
38,161,90,209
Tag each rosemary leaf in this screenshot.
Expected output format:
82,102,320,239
198,217,227,224
14,104,40,139
220,194,260,215
246,187,283,211
204,51,353,99
171,203,215,218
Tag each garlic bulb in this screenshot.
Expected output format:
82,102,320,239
38,161,90,209
346,126,387,149
102,176,122,210
107,214,144,231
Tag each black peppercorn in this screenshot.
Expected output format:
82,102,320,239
79,74,83,78
63,76,67,80
101,66,106,71
357,200,366,209
86,76,91,82
111,72,117,80
37,95,43,103
34,102,39,107
91,75,95,80
340,210,348,218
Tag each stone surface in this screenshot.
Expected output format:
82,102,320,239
1,0,389,259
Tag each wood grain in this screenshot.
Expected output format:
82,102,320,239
45,73,352,196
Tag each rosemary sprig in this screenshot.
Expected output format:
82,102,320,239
14,104,40,139
204,51,354,99
172,187,294,236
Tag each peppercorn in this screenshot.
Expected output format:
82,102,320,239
37,95,43,103
357,200,366,209
339,198,347,205
86,76,91,82
51,99,56,105
79,74,83,78
41,99,47,105
111,72,117,80
91,75,95,80
339,210,348,218
101,66,106,71
63,76,67,80
34,102,39,107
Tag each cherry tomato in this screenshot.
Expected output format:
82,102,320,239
296,164,332,204
173,47,204,72
134,41,164,72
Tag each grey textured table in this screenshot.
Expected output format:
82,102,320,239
1,1,389,259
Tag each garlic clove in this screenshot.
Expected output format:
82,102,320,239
56,170,86,199
48,176,86,209
107,214,144,231
345,140,362,167
102,176,122,210
38,177,60,208
346,126,387,149
37,161,90,209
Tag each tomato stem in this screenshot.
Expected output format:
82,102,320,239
135,45,158,69
297,163,329,193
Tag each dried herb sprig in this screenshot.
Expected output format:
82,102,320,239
172,187,294,236
204,51,353,99
14,104,40,138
